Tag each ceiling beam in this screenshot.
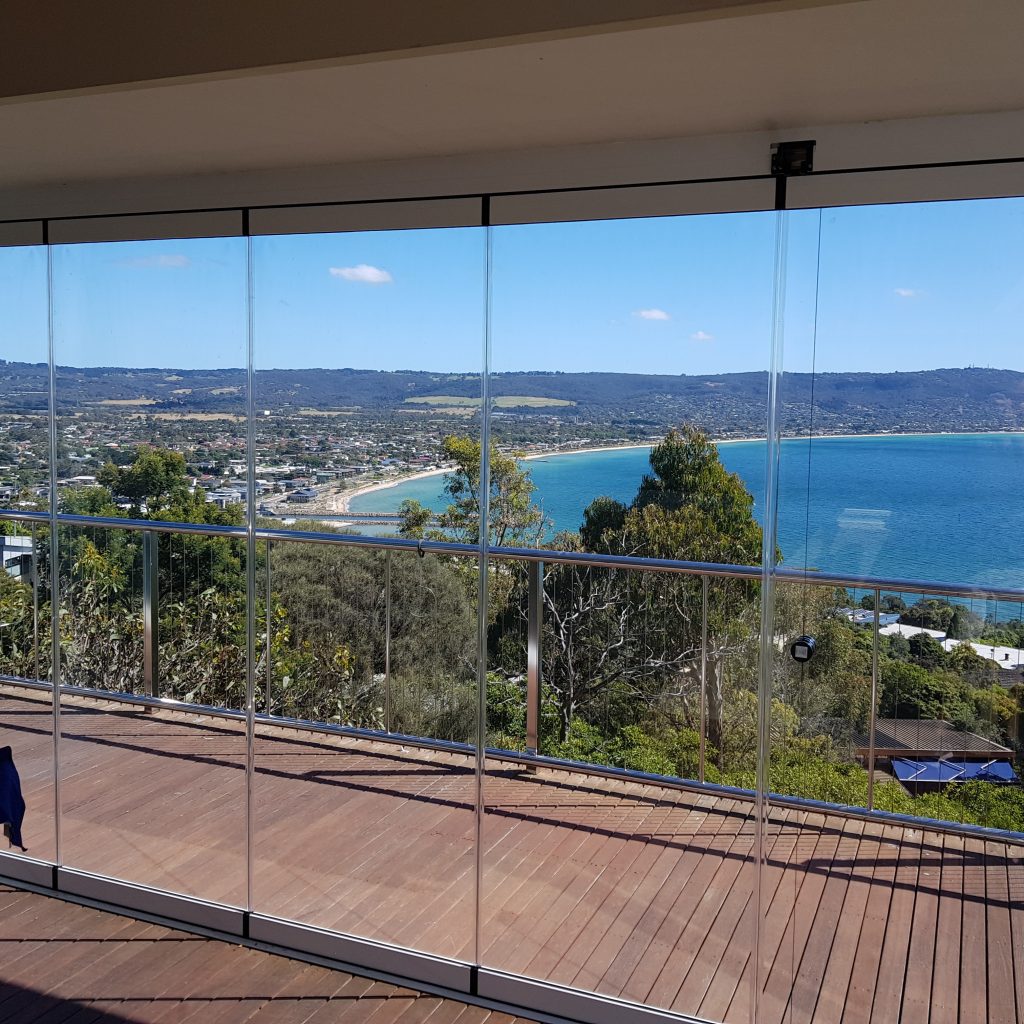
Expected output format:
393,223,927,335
1,0,856,101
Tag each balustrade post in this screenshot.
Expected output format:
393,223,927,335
866,587,881,810
526,559,543,757
699,573,708,784
384,550,392,733
142,530,159,697
265,539,272,715
31,527,40,683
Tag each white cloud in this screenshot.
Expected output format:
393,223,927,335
894,287,920,298
330,264,393,284
634,308,670,321
690,330,714,341
120,254,191,269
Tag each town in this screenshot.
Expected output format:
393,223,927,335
4,363,1024,518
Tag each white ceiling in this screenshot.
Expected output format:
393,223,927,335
1,0,1022,192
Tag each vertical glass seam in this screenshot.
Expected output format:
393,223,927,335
45,237,62,867
752,207,788,1024
245,233,257,914
473,216,493,968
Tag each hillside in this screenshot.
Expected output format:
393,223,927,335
2,362,1024,435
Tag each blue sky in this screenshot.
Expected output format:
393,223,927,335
1,197,1023,375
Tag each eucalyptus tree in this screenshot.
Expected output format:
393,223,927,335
398,434,545,547
547,426,765,758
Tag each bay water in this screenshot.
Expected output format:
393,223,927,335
350,433,1024,592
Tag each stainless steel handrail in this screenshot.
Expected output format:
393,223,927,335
0,675,245,723
3,507,1023,602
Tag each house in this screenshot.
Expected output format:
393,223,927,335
59,475,97,489
881,621,1024,670
205,488,244,508
854,718,1018,794
843,608,901,626
0,534,33,581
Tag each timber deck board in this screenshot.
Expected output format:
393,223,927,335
0,886,536,1024
2,686,1022,1024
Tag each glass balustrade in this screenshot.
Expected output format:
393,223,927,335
0,197,1020,1024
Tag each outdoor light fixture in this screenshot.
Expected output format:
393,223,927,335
789,635,817,663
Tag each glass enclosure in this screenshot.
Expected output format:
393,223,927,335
0,194,1022,1024
480,213,776,1014
48,238,250,903
250,227,484,956
766,203,1024,1020
0,244,55,862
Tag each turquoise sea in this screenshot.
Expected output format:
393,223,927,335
350,433,1024,592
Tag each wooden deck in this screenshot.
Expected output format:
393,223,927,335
3,684,1023,1024
0,883,534,1024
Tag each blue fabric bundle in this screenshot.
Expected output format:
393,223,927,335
0,745,26,851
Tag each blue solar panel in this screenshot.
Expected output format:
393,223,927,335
891,757,1019,784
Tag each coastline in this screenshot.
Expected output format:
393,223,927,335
340,429,1024,513
525,428,1024,456
521,442,653,461
336,466,449,513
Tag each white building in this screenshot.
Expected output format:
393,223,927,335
880,621,1024,671
0,534,33,581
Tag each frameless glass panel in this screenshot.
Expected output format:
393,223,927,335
484,564,763,1018
776,199,1024,586
385,547,478,743
254,540,479,955
50,237,248,902
50,238,248,518
768,199,1024,1023
251,227,484,959
0,245,54,861
483,212,776,1019
0,245,49,511
0,522,54,863
54,520,247,902
251,228,484,539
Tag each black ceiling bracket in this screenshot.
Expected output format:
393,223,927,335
770,139,815,210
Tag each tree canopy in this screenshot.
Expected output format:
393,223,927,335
98,446,190,514
538,426,765,754
399,434,544,546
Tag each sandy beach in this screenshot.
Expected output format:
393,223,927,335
335,466,449,513
336,443,655,511
336,442,667,512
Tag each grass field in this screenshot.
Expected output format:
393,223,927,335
404,394,575,408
